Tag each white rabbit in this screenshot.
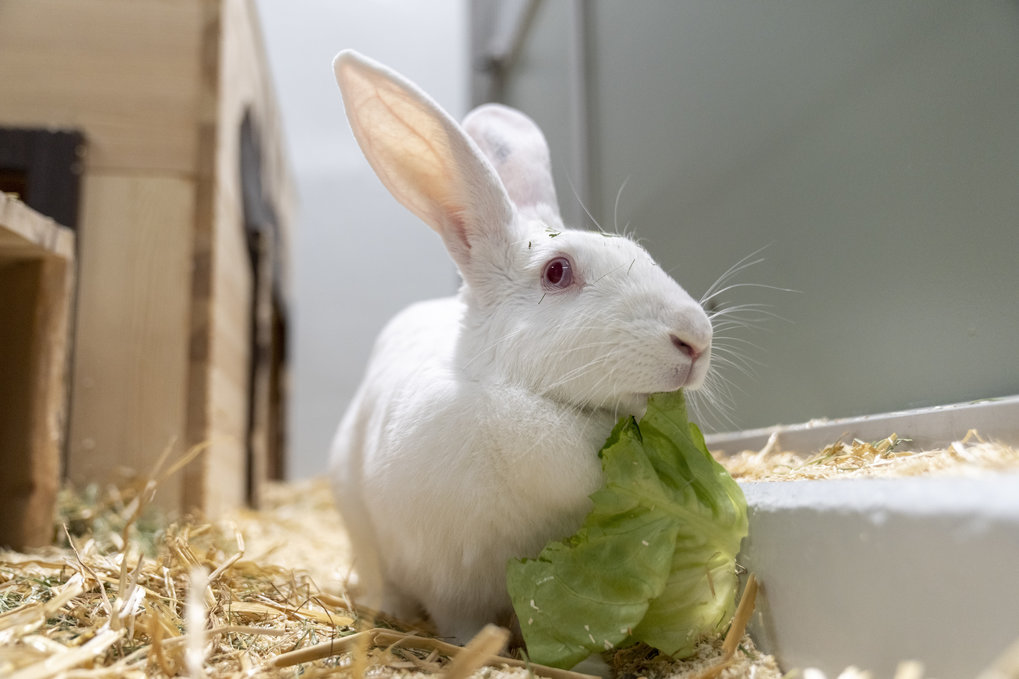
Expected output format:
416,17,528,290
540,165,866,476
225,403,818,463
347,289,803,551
329,50,712,643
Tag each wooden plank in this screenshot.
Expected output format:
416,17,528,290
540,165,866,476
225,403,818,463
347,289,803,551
0,0,205,174
66,174,194,508
182,0,226,515
0,192,75,258
187,184,253,515
218,0,295,508
184,0,294,514
0,194,75,548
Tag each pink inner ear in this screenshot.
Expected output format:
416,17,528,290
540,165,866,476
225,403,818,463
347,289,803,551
435,198,477,275
447,211,472,252
337,54,519,286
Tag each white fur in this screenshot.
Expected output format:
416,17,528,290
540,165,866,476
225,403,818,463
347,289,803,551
329,50,713,642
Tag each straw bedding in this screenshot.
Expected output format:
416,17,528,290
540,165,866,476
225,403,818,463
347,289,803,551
720,430,1019,481
1,431,1016,679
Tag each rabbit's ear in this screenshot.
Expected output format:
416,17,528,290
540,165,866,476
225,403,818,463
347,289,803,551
463,104,560,219
333,51,515,275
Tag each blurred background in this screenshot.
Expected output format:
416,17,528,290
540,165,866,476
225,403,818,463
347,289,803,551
254,0,1018,479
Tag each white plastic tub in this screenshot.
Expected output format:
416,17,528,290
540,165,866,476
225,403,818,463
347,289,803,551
707,396,1019,677
740,477,1019,677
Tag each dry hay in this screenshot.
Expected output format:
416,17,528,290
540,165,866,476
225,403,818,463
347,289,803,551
3,430,1018,679
0,459,772,679
1,480,361,679
0,474,564,679
719,430,1019,482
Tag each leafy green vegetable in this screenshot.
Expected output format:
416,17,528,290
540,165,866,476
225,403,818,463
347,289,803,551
506,390,748,669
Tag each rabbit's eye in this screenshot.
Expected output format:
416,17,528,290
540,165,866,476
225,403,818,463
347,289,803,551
542,256,574,290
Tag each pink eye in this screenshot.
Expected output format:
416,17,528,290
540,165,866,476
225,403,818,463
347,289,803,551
542,256,574,289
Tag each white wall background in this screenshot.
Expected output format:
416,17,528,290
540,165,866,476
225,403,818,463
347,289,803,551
257,1,1018,479
255,0,469,479
479,0,1019,433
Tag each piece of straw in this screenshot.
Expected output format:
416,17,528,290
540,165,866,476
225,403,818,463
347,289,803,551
185,566,210,679
443,625,511,679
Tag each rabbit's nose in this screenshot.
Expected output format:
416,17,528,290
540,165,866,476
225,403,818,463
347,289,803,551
670,333,705,361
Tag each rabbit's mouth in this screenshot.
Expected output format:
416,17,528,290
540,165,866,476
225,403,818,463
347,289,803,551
564,356,710,418
682,357,712,391
658,357,710,394
671,364,695,390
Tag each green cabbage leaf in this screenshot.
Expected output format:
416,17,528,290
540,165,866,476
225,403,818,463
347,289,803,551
506,390,748,669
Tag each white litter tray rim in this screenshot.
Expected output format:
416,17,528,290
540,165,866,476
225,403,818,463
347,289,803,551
707,394,1019,456
741,473,1019,518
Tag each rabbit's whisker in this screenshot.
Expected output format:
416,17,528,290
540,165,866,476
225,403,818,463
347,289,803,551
698,245,771,304
701,281,799,307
